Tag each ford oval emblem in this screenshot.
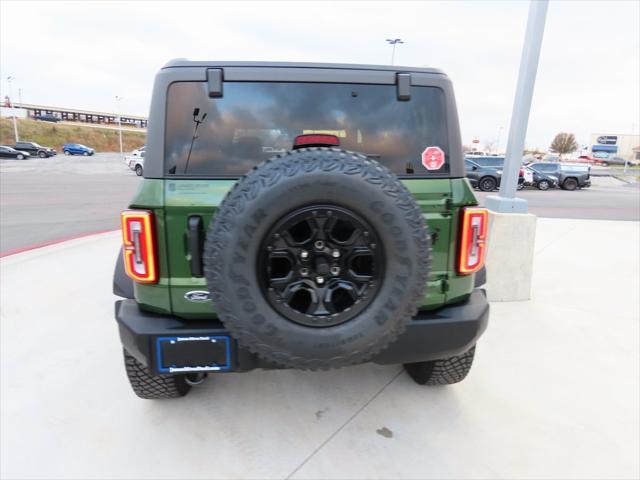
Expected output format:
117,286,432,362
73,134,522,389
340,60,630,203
184,291,211,302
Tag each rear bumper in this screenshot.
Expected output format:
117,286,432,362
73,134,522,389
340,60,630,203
115,289,489,373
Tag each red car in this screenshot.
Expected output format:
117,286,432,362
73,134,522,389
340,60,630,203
577,155,608,166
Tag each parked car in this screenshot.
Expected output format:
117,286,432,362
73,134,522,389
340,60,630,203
528,162,591,190
470,156,505,168
577,155,617,166
523,166,558,190
604,156,632,166
112,60,490,399
130,145,145,158
0,145,31,160
13,141,56,158
125,153,144,176
63,143,95,156
465,151,491,157
33,114,61,123
465,159,524,192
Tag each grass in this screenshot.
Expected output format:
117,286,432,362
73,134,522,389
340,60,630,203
0,118,146,152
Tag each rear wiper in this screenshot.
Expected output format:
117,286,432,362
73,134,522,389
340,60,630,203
184,107,208,174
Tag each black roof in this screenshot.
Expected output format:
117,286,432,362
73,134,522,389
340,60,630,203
162,59,445,76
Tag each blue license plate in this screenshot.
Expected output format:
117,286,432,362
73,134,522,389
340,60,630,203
156,336,231,373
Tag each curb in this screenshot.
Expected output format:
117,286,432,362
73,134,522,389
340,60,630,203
0,228,120,258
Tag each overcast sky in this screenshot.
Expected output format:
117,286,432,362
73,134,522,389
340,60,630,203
1,0,638,150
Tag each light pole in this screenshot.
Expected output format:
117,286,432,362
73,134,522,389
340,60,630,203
18,88,22,106
115,95,123,160
386,38,404,65
6,76,19,142
486,0,549,213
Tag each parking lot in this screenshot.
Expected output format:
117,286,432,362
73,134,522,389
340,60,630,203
1,152,639,479
1,153,638,254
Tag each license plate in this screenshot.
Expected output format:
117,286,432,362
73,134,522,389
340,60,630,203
156,336,231,373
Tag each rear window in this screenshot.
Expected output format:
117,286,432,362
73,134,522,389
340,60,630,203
164,82,449,177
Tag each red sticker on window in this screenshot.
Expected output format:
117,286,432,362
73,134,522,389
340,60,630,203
421,146,445,170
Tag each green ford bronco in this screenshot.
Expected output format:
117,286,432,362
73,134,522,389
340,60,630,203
113,61,489,399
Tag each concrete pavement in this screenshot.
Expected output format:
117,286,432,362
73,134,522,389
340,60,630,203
1,218,639,479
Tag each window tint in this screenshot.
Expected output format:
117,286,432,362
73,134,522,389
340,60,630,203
474,157,504,167
532,163,555,172
164,82,449,177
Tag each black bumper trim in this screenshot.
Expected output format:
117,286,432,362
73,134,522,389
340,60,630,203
115,289,489,373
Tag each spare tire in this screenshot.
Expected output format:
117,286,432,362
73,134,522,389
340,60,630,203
203,148,431,370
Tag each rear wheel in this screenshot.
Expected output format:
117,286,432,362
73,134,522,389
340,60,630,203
562,178,578,191
404,346,476,385
123,350,191,399
478,176,497,192
135,164,143,176
537,180,550,190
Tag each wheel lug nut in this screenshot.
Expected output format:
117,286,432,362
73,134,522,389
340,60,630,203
316,276,324,284
330,266,340,276
331,249,340,258
300,250,309,259
300,268,309,276
314,240,324,250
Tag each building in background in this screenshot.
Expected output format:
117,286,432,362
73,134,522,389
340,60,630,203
588,133,639,161
3,103,147,129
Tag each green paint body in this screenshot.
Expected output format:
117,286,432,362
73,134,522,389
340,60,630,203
131,177,480,319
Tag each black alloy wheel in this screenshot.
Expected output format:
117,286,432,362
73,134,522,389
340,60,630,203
479,176,497,192
537,180,550,190
563,178,578,191
259,205,384,328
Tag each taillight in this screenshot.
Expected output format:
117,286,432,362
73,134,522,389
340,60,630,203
458,207,488,275
121,210,158,283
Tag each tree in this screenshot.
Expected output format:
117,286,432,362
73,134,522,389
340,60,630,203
550,133,578,158
483,140,496,153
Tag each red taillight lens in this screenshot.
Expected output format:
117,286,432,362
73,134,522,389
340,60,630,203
121,210,158,283
293,134,340,148
458,207,489,275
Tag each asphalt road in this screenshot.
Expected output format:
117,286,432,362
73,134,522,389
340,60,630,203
1,154,638,253
476,178,640,221
0,153,139,253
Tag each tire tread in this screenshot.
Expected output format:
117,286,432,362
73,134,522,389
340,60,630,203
123,350,190,399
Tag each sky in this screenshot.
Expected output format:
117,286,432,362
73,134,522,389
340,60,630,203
1,0,638,150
